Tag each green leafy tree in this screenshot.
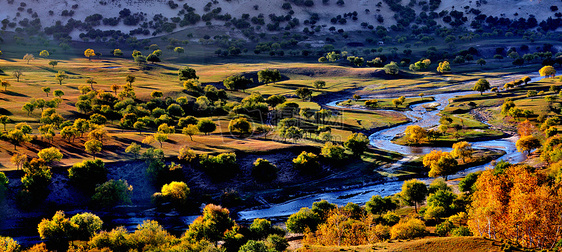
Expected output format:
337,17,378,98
113,49,123,57
91,179,133,208
320,142,346,162
476,58,486,66
69,212,104,240
296,87,313,101
85,139,103,159
37,147,63,163
184,204,235,242
344,132,369,156
366,195,397,215
182,124,199,141
178,66,199,81
46,61,58,69
55,71,68,85
38,211,78,246
314,80,326,89
0,115,10,131
286,207,321,233
125,142,142,159
400,179,428,212
7,129,30,150
383,61,399,75
153,181,190,207
258,68,282,85
292,151,320,173
223,74,252,91
228,117,252,136
197,118,216,135
472,78,491,95
174,47,185,55
252,158,278,182
68,159,107,191
42,87,51,97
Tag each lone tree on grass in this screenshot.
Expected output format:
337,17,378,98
84,48,95,61
476,58,486,67
178,66,198,81
473,78,491,95
55,71,68,85
42,87,50,97
314,80,326,89
182,124,199,141
437,61,451,73
23,54,34,64
85,139,103,159
258,69,281,85
539,65,556,78
197,118,216,135
49,60,58,68
516,135,541,155
223,74,252,91
522,76,531,85
13,70,23,82
174,47,185,55
39,50,50,58
113,49,123,57
296,87,313,101
1,79,10,92
383,61,399,75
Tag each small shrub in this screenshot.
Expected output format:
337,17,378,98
390,218,427,239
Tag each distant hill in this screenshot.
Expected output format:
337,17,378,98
0,0,560,41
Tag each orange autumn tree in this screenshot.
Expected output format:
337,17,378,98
468,163,562,249
517,120,535,137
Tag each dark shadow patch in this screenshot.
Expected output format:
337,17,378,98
2,91,28,97
0,108,12,116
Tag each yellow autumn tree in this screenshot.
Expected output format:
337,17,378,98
539,65,556,78
451,141,473,163
468,164,562,249
404,125,428,144
84,48,95,61
423,150,458,180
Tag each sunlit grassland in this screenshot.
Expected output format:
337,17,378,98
337,97,435,111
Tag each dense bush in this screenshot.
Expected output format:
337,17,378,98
199,152,237,179
91,179,132,208
152,181,190,208
292,151,320,173
286,207,321,233
68,159,107,192
390,218,427,239
252,158,278,182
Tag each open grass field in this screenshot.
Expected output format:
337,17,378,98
296,237,505,252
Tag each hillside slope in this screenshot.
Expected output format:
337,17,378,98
0,0,559,40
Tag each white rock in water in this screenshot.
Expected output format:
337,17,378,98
423,102,441,109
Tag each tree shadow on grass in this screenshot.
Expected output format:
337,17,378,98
2,91,28,97
0,108,13,116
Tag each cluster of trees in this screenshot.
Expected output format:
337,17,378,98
290,174,475,246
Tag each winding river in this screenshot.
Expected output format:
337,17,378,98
237,73,544,220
